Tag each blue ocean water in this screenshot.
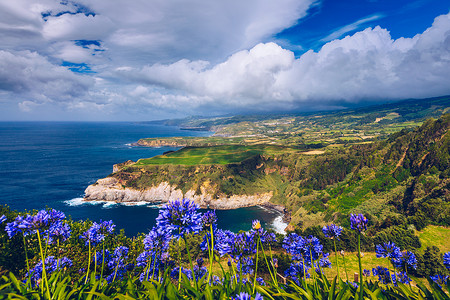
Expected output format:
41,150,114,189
0,122,283,236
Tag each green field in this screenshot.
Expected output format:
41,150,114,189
134,144,298,165
417,225,450,253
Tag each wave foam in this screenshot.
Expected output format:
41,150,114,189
271,215,288,235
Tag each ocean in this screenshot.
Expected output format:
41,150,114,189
0,122,285,236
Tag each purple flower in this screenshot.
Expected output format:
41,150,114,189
171,266,192,280
396,272,411,284
202,210,217,228
256,277,266,286
401,251,417,270
47,221,71,244
232,292,263,300
372,266,391,284
376,242,403,268
363,269,371,277
285,261,310,284
431,274,449,289
350,214,368,232
156,199,202,239
236,257,254,275
80,220,115,246
143,226,171,253
0,215,6,224
252,220,261,230
211,275,222,286
322,224,343,240
25,256,72,287
6,209,67,239
443,252,450,270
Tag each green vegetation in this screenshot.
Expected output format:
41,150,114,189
135,145,296,166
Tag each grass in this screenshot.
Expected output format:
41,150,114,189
417,225,450,253
135,145,298,166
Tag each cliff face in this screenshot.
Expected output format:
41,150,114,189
84,177,273,209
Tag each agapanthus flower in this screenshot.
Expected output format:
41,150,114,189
211,275,223,286
201,229,235,256
376,242,403,267
6,209,67,239
395,272,411,284
236,257,254,275
252,220,261,230
95,249,111,265
105,246,129,283
400,251,417,270
202,210,217,229
0,215,6,224
171,266,193,280
156,199,202,239
256,277,266,286
372,266,391,284
322,224,343,240
143,226,171,253
25,256,72,287
285,262,310,285
431,274,449,289
443,252,450,270
363,269,371,277
193,262,207,280
80,220,115,246
47,221,71,244
350,214,368,232
5,215,27,238
232,292,263,300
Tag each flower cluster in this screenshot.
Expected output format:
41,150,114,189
350,214,368,232
5,209,69,242
0,215,6,224
201,210,217,229
322,224,343,240
26,256,72,287
156,199,202,239
80,220,115,246
443,252,450,270
106,246,129,283
375,242,417,270
372,266,391,284
431,274,449,288
232,292,263,300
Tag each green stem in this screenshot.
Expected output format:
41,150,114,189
342,252,349,282
183,236,198,290
85,240,91,284
100,243,105,281
22,235,31,288
252,234,260,294
357,234,363,300
334,240,340,282
112,260,119,283
207,225,214,283
177,238,182,290
259,238,277,288
302,256,307,287
37,229,51,300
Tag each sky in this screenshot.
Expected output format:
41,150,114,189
0,0,449,121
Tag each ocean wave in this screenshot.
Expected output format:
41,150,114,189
270,215,288,235
122,201,150,206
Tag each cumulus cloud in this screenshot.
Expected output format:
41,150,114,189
0,50,93,103
115,12,450,113
0,0,449,119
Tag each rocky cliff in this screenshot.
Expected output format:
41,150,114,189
84,177,273,209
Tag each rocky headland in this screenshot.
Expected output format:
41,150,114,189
83,177,274,210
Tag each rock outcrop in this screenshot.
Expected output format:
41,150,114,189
84,177,273,209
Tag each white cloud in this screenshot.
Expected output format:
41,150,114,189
0,0,449,119
0,50,93,103
115,13,450,112
320,14,384,43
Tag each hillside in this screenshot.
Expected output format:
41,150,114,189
89,113,450,230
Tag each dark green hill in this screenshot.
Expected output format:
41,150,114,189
114,114,450,230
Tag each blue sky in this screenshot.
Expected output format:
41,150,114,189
277,0,450,54
0,0,449,121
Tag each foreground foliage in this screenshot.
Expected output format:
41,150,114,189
0,201,449,299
